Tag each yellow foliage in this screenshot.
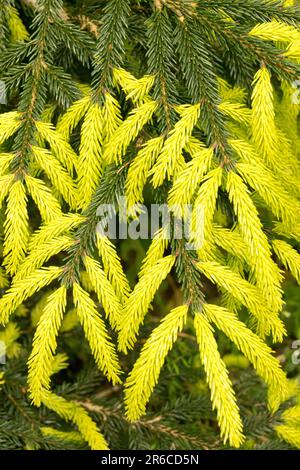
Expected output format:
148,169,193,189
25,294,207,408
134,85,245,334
57,96,90,140
113,68,155,104
31,292,54,328
0,153,14,176
0,322,22,359
118,255,176,353
7,6,29,42
97,235,131,303
102,92,123,144
236,162,300,229
72,283,122,385
83,255,123,330
1,32,300,451
40,427,84,445
191,167,223,260
125,305,188,421
28,286,67,405
0,268,8,289
284,40,300,60
41,391,109,450
251,66,279,168
49,353,69,376
168,147,214,215
249,21,300,42
25,175,62,223
15,235,74,281
218,78,247,104
32,146,77,209
126,136,164,212
28,213,84,251
0,174,14,206
212,225,250,265
0,266,63,325
151,104,201,187
226,171,283,316
138,227,169,278
273,239,300,285
194,312,244,448
276,424,300,448
35,121,78,173
60,309,79,333
3,180,29,276
219,101,251,124
0,112,21,144
197,260,285,341
203,304,289,410
78,102,103,208
103,100,157,164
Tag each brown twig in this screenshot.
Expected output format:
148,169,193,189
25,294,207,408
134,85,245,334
21,0,99,37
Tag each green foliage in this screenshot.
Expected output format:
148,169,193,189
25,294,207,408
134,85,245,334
0,313,299,450
0,0,299,450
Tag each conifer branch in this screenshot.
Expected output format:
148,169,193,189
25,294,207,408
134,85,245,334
172,238,205,312
146,8,178,131
175,16,232,163
60,163,128,287
1,0,300,451
9,0,85,176
92,0,130,100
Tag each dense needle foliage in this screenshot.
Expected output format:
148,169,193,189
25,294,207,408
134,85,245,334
0,0,299,450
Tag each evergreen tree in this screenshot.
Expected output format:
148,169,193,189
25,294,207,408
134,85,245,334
0,0,299,450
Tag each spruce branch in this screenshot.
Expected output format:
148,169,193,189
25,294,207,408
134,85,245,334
197,11,300,82
11,0,60,176
0,0,12,51
1,0,300,451
92,0,131,99
60,162,128,287
79,399,215,450
146,8,178,131
8,0,84,176
175,16,232,162
198,0,300,26
172,237,205,312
